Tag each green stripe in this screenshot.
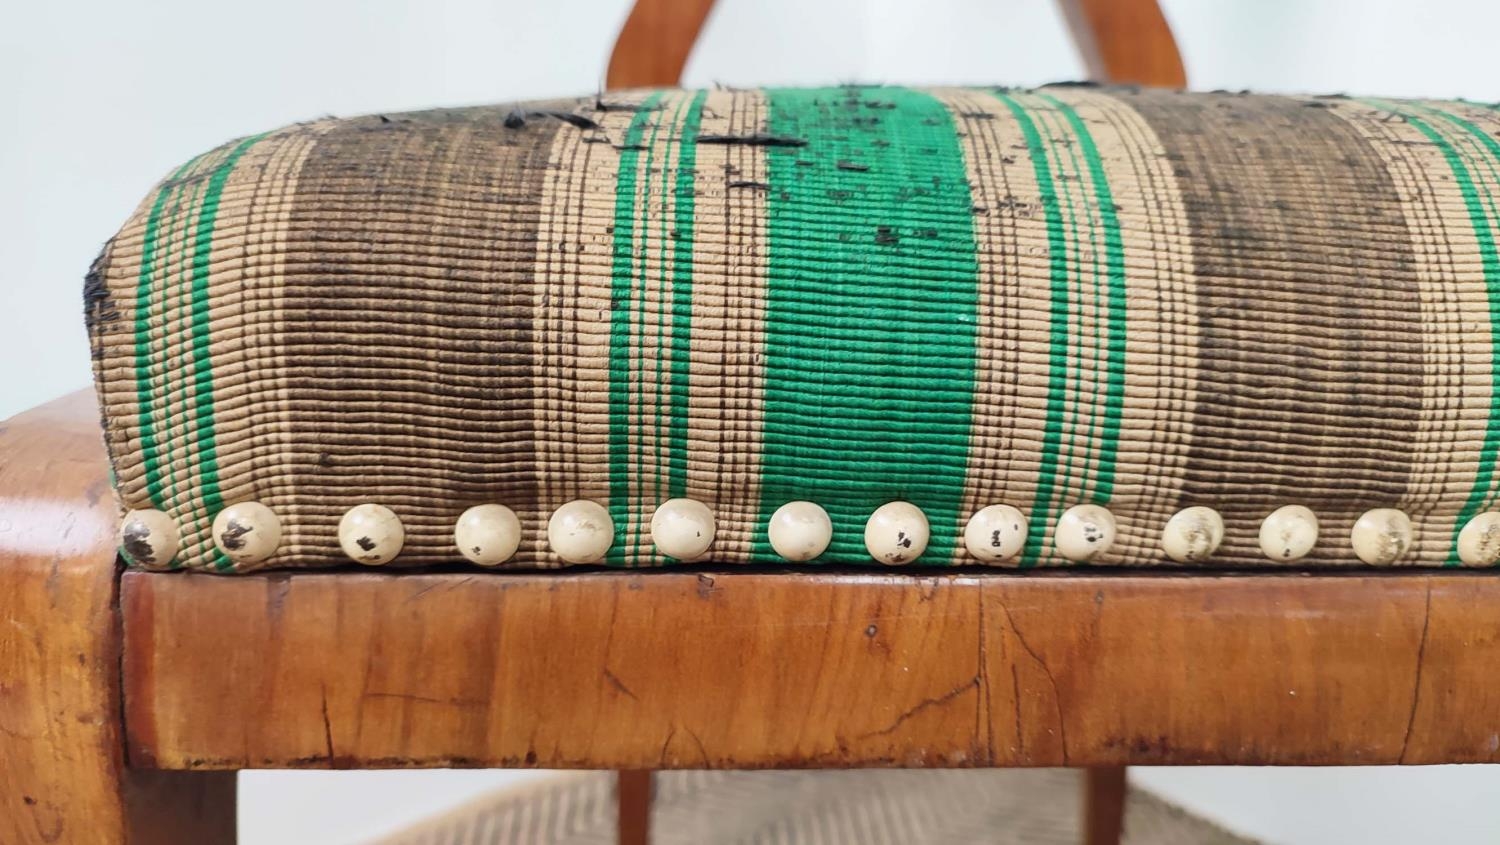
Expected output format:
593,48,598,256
994,92,1072,567
753,87,981,564
130,136,263,568
1028,95,1095,510
133,157,203,509
187,134,266,569
1035,92,1127,504
1389,101,1500,564
608,92,665,565
134,149,229,570
667,91,708,502
160,159,218,564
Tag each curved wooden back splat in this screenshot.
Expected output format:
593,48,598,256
605,0,1186,90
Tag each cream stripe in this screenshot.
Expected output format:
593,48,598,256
685,89,769,561
530,96,644,564
1043,87,1198,566
931,88,1047,565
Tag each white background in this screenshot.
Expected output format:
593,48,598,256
6,0,1500,842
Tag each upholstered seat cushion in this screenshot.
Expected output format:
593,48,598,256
86,85,1500,571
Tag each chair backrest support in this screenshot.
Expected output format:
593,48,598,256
605,0,1187,90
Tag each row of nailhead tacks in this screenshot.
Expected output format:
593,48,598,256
117,499,1500,569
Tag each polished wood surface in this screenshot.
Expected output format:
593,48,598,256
1057,0,1186,87
123,565,1495,770
0,391,236,843
606,0,1185,89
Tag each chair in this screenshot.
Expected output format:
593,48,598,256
6,4,1498,845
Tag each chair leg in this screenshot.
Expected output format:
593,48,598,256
0,392,238,843
1083,766,1127,845
123,770,239,843
617,770,653,845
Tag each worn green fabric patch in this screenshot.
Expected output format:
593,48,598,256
753,86,982,564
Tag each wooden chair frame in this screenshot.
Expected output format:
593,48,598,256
606,0,1187,91
6,5,1485,844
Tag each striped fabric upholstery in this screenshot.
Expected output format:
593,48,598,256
85,85,1500,571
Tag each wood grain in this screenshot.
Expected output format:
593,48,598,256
606,0,1186,90
1057,0,1186,87
123,567,1493,770
0,390,236,843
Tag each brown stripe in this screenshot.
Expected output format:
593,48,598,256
276,106,564,564
1130,91,1424,565
931,88,1046,564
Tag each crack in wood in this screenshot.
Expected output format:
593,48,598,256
603,667,640,702
319,683,334,761
1399,581,1433,763
976,594,995,763
855,678,979,742
999,601,1070,764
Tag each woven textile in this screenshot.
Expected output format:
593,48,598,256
377,770,1257,845
85,85,1500,571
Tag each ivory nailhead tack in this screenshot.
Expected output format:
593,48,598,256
339,503,404,566
1259,505,1318,561
963,504,1027,563
212,501,282,565
1162,506,1224,563
650,498,716,560
864,501,929,565
455,504,522,566
1351,507,1412,565
1458,512,1500,567
548,500,614,564
119,508,180,568
1054,504,1116,562
768,501,833,561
